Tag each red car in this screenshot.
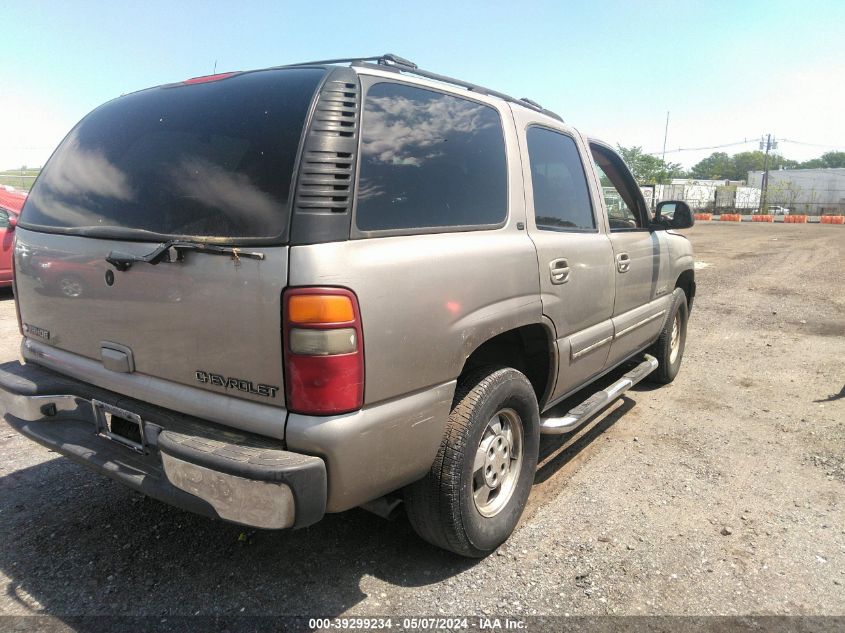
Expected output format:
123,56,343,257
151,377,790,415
0,187,27,288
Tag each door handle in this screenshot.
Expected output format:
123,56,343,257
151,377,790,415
549,258,570,284
616,253,631,273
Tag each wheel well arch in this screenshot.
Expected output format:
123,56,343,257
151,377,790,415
675,269,695,311
459,323,555,408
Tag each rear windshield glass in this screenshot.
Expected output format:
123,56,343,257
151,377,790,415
22,68,325,242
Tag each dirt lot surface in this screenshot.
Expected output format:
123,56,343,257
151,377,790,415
0,223,843,622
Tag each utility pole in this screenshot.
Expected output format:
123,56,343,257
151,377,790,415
662,111,670,162
759,134,778,213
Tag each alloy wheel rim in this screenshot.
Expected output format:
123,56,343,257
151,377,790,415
472,408,524,518
669,313,681,364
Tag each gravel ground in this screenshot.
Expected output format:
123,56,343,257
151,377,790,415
0,222,843,621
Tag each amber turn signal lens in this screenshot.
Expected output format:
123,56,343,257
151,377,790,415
288,294,355,324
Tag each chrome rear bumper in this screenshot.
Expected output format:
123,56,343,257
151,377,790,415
0,360,326,530
0,390,86,422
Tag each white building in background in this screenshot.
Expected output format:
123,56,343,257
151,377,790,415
747,168,845,215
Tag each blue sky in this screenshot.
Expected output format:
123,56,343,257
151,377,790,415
2,0,844,170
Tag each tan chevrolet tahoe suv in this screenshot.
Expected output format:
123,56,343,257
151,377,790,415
0,54,695,557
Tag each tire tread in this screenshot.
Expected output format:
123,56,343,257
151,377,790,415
405,366,535,557
648,288,688,384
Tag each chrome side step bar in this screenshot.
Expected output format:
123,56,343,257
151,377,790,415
540,354,658,435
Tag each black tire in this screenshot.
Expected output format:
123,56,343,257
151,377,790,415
647,288,688,384
404,366,540,557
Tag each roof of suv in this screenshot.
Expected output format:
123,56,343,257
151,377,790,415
300,53,563,121
169,54,562,125
280,54,564,123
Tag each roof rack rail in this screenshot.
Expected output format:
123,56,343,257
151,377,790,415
519,97,543,109
281,53,416,68
282,54,562,122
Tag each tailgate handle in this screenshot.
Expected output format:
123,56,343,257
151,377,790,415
101,342,135,373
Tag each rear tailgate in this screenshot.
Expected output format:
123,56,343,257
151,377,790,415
15,230,287,411
11,67,330,431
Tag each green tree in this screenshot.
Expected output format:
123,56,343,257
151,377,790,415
689,152,733,179
731,151,796,180
799,151,845,169
730,152,763,179
616,145,684,184
690,151,799,181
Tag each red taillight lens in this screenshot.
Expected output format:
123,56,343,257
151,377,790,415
283,287,364,415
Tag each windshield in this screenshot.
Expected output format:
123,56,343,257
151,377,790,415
21,67,325,242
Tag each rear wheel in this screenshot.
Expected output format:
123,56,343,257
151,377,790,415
648,288,688,384
404,366,540,557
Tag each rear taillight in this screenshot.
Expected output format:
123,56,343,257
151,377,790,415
283,287,364,415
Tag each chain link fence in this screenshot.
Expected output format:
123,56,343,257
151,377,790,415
641,174,845,216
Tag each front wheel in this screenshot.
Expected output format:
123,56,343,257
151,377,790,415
647,288,689,384
404,366,540,557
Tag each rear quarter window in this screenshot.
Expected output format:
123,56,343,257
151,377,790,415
355,82,507,233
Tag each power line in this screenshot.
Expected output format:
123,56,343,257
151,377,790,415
779,138,845,149
645,139,757,155
645,137,845,155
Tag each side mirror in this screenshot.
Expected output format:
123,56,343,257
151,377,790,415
7,215,17,230
655,201,694,230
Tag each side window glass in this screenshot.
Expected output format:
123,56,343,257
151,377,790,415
356,82,507,232
526,127,595,231
0,209,9,229
591,147,645,230
595,164,639,229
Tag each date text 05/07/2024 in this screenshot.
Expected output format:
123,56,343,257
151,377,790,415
308,617,527,630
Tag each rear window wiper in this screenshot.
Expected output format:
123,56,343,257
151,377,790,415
106,240,265,271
